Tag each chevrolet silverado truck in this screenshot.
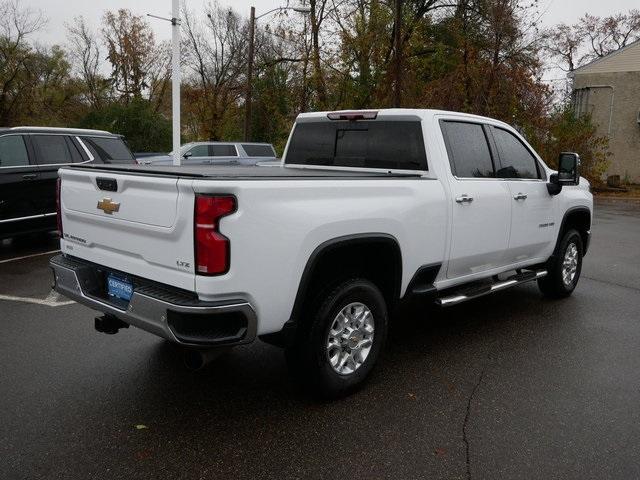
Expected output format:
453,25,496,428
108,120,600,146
50,109,592,397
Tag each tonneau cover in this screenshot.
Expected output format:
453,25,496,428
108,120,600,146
63,163,422,180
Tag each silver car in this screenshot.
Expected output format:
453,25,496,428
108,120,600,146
138,142,277,166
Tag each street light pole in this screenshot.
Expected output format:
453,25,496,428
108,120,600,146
147,2,181,165
393,0,402,108
244,6,255,142
244,5,310,142
171,0,181,166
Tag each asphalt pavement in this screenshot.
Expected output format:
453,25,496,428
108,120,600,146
1,200,639,480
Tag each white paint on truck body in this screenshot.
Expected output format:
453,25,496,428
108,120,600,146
57,109,593,337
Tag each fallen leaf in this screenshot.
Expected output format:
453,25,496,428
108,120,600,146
135,424,148,430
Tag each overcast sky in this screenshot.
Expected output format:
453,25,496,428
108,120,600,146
27,0,640,46
23,0,640,84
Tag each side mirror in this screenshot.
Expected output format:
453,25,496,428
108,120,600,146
183,151,193,159
557,152,580,186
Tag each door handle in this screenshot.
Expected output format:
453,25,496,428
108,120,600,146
22,174,37,180
455,195,474,204
513,193,528,201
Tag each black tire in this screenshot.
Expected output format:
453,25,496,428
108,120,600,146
285,278,388,399
538,228,583,298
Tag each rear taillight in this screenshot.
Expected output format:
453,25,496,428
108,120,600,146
194,195,236,275
56,177,63,238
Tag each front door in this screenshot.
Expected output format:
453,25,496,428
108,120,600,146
441,120,512,279
489,126,556,263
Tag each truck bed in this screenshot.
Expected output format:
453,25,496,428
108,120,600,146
66,163,423,180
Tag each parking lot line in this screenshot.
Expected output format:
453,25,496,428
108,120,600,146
0,290,74,307
0,250,60,265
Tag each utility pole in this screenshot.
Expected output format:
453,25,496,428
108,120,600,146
244,6,256,142
148,2,182,165
393,0,402,108
171,0,181,165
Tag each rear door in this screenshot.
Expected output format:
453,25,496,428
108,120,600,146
489,126,555,262
440,120,512,279
208,144,239,165
0,134,40,224
30,134,81,216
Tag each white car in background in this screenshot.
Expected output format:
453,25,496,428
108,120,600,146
138,142,277,166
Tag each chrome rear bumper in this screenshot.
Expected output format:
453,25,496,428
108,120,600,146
50,254,257,347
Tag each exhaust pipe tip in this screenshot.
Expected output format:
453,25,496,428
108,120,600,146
95,314,129,335
183,348,228,371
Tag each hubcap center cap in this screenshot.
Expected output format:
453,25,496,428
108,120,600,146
348,331,362,348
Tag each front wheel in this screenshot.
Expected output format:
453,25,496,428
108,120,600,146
538,229,583,298
285,278,388,399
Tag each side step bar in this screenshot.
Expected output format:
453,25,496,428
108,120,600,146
436,270,547,307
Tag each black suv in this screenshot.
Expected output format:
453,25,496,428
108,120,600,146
0,127,136,239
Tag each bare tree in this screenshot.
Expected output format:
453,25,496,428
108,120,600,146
181,2,246,139
545,23,582,72
579,10,640,61
66,16,108,108
0,0,45,124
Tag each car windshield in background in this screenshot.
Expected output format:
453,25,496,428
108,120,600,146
83,136,134,164
242,144,275,157
285,120,427,170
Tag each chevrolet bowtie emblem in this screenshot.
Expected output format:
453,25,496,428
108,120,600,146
97,197,120,214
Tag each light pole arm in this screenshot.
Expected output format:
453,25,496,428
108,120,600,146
255,6,310,20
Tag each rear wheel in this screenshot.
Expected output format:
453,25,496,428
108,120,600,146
285,278,388,398
538,229,583,298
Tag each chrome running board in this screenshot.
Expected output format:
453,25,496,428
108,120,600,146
436,270,547,307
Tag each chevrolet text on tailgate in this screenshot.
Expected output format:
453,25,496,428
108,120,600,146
51,109,593,398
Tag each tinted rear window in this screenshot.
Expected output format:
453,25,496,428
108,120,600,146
286,121,427,170
211,145,237,157
31,135,75,165
441,121,495,178
242,144,275,157
82,136,135,164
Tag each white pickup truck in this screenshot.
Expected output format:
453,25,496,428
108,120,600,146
50,109,592,397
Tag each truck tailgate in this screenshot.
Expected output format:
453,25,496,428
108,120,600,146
58,168,196,291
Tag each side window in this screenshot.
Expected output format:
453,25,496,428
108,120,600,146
81,136,135,164
210,145,237,157
188,145,209,157
65,137,84,163
441,121,495,178
0,135,30,167
31,135,74,165
242,144,275,157
492,127,540,179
